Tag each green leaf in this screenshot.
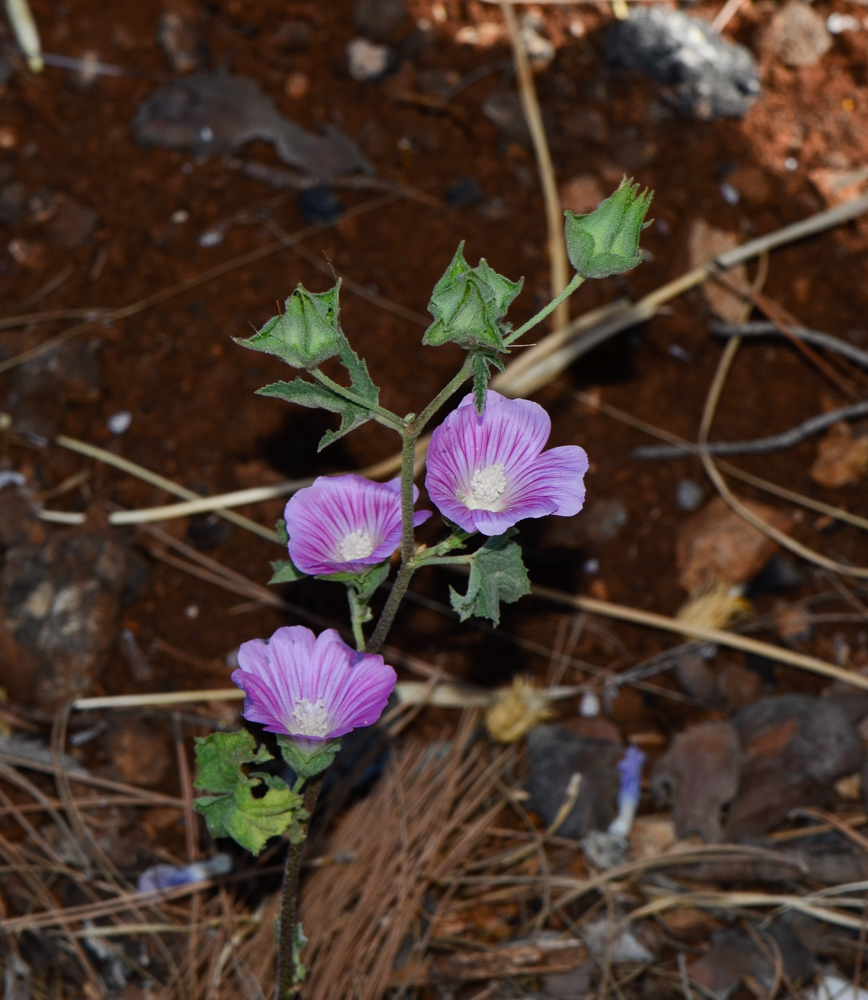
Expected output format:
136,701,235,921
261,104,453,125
195,774,305,855
275,518,289,545
278,735,341,781
449,530,530,626
564,177,653,280
469,352,506,415
235,283,342,370
193,730,273,795
269,558,307,584
423,243,523,352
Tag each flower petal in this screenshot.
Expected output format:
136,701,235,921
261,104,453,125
505,445,589,518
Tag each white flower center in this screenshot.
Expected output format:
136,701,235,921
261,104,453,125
466,463,508,510
290,698,332,738
337,529,375,561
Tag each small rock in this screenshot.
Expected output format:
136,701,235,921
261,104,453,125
604,7,760,119
269,21,314,53
482,91,531,145
0,181,25,225
455,22,505,47
828,12,862,35
580,498,629,544
651,720,741,842
0,519,130,708
444,175,483,209
687,220,751,324
561,108,608,145
676,495,792,592
676,478,704,512
157,10,206,74
716,661,762,709
728,694,865,837
353,0,409,44
560,173,605,215
7,238,46,270
809,167,868,208
48,198,97,249
520,13,555,68
525,724,621,838
584,918,654,963
810,423,868,487
771,602,813,645
296,185,344,223
674,650,716,702
346,37,392,82
107,410,133,435
748,553,805,593
760,0,831,68
107,720,170,787
542,962,594,1000
28,188,58,223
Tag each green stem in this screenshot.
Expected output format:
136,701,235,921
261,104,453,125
310,369,402,430
414,554,474,568
503,272,584,347
276,776,323,1000
367,431,418,654
347,588,367,652
413,354,474,432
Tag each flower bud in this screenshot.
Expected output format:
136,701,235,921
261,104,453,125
235,282,342,370
423,242,523,352
564,177,652,280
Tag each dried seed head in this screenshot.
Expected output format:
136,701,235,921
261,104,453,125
485,676,553,743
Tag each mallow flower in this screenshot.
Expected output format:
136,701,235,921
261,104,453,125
425,391,588,535
284,474,431,576
231,626,397,741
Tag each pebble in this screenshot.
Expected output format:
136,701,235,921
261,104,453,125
49,198,97,249
675,478,703,512
579,498,628,543
444,175,483,209
107,410,132,435
353,0,409,44
604,7,760,119
827,13,861,34
346,37,392,82
761,0,831,68
520,13,555,68
296,185,344,224
157,10,205,74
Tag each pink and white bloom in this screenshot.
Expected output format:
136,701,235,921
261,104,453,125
284,475,431,576
425,391,588,535
231,626,396,740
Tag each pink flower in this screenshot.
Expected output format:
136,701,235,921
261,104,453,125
284,475,431,576
231,626,396,740
425,391,589,535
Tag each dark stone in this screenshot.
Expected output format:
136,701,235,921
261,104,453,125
48,198,98,249
444,175,483,210
296,185,344,224
0,182,25,226
604,8,760,120
525,724,621,838
353,0,409,44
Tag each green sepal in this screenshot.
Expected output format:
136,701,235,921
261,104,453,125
193,731,306,855
318,560,390,602
449,529,530,626
564,177,652,280
469,352,506,415
193,730,273,795
278,735,341,781
423,243,523,352
275,518,290,545
269,558,307,584
257,331,380,451
235,282,342,370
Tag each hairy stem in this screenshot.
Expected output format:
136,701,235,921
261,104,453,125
414,355,474,432
347,588,367,652
310,369,402,429
504,273,584,347
367,431,418,654
276,776,323,1000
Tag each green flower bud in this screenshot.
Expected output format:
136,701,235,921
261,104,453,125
235,281,342,370
423,242,523,352
564,177,653,280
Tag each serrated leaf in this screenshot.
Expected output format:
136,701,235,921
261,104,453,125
195,774,305,855
275,519,289,545
269,559,307,584
193,730,272,795
449,531,530,626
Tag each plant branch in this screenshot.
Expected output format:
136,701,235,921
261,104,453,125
414,355,474,432
504,273,584,346
347,588,368,652
310,369,402,429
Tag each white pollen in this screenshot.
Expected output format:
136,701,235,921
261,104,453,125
466,463,508,510
338,529,375,561
290,698,332,738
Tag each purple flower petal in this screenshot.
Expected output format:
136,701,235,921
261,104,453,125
285,475,429,575
425,391,589,535
232,626,396,740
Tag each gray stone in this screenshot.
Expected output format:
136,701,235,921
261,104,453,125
761,1,831,68
580,498,629,543
604,8,761,119
676,477,704,512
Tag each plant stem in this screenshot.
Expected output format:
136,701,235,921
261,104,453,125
310,369,402,429
413,354,474,432
504,272,584,347
414,554,474,568
276,776,323,1000
367,431,418,654
347,588,367,652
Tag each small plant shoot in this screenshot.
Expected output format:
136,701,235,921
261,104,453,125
193,180,652,998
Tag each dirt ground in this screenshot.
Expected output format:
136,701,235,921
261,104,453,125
4,0,868,995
